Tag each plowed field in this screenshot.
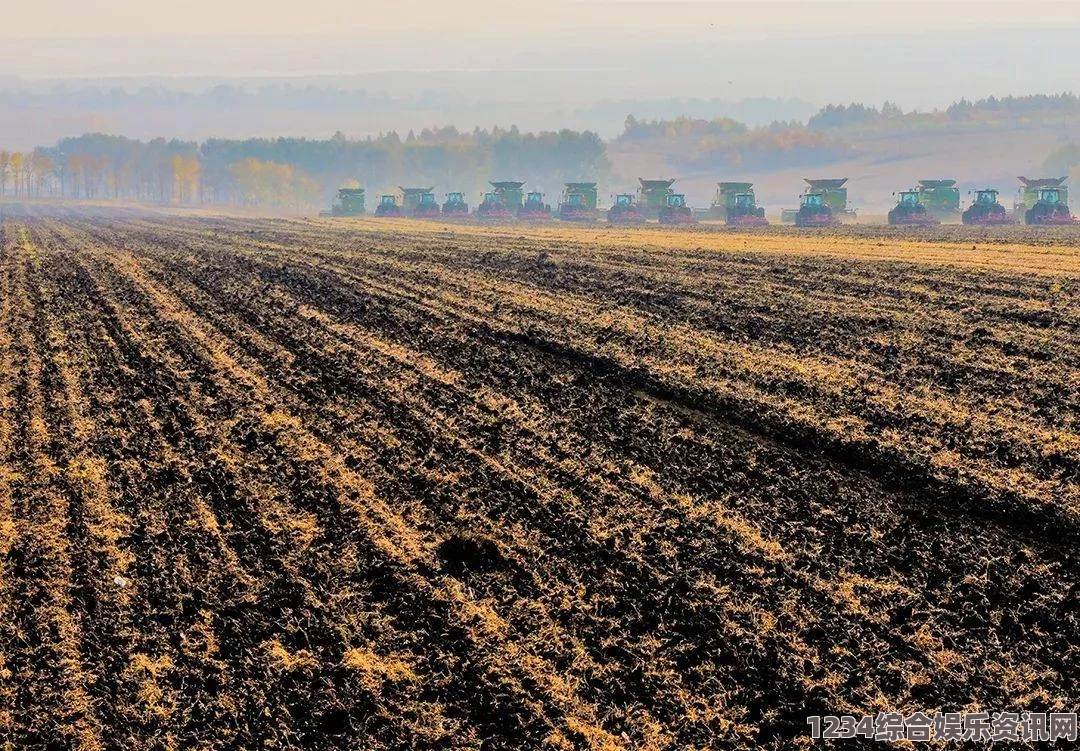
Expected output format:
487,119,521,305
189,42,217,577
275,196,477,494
0,207,1077,750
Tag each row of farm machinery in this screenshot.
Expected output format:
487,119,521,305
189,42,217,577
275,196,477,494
327,176,1075,227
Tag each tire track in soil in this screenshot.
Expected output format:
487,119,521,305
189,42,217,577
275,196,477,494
36,220,466,750
43,219,636,750
2,226,104,750
76,218,1077,744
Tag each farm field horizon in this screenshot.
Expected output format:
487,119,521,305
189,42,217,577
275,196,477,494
0,206,1077,749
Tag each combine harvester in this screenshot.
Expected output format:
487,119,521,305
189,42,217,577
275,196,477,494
400,187,440,218
888,190,939,226
783,179,855,223
374,194,402,217
519,191,552,221
559,182,598,221
710,182,762,224
1015,177,1074,225
962,189,1013,226
659,193,696,225
916,180,960,221
442,192,469,217
323,187,366,216
638,178,677,219
607,193,646,224
476,181,524,220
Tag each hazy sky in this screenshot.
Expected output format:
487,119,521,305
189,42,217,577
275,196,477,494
3,0,1079,119
4,0,1079,40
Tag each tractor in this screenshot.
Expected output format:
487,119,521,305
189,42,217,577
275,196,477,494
607,193,646,224
442,192,469,216
962,189,1013,226
783,178,855,223
726,192,768,227
1024,187,1075,225
1014,177,1069,223
709,182,753,221
794,191,840,228
888,190,939,226
559,182,598,221
476,191,514,220
520,191,552,220
374,194,402,217
658,193,696,225
400,187,440,218
325,187,365,216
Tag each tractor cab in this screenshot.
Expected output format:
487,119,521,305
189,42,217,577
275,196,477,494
666,194,688,208
418,192,437,208
1039,188,1062,204
379,195,397,208
898,191,920,207
445,192,466,205
525,191,546,207
614,193,634,208
802,192,825,209
563,192,586,208
974,189,999,205
734,193,756,210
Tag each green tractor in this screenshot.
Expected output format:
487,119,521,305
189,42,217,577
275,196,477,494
324,187,366,216
559,182,598,221
659,193,696,225
476,191,513,220
400,187,440,218
783,178,855,223
1015,177,1074,225
794,191,840,228
888,190,939,226
1025,187,1074,225
709,181,753,221
607,193,646,225
962,189,1013,226
374,194,402,217
442,192,469,217
726,192,768,227
520,191,552,220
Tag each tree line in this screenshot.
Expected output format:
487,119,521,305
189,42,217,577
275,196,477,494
0,127,608,209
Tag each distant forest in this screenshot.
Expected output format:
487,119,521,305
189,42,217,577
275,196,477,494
1,93,1078,209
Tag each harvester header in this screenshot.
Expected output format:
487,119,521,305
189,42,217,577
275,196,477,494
1018,176,1067,188
804,178,848,190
